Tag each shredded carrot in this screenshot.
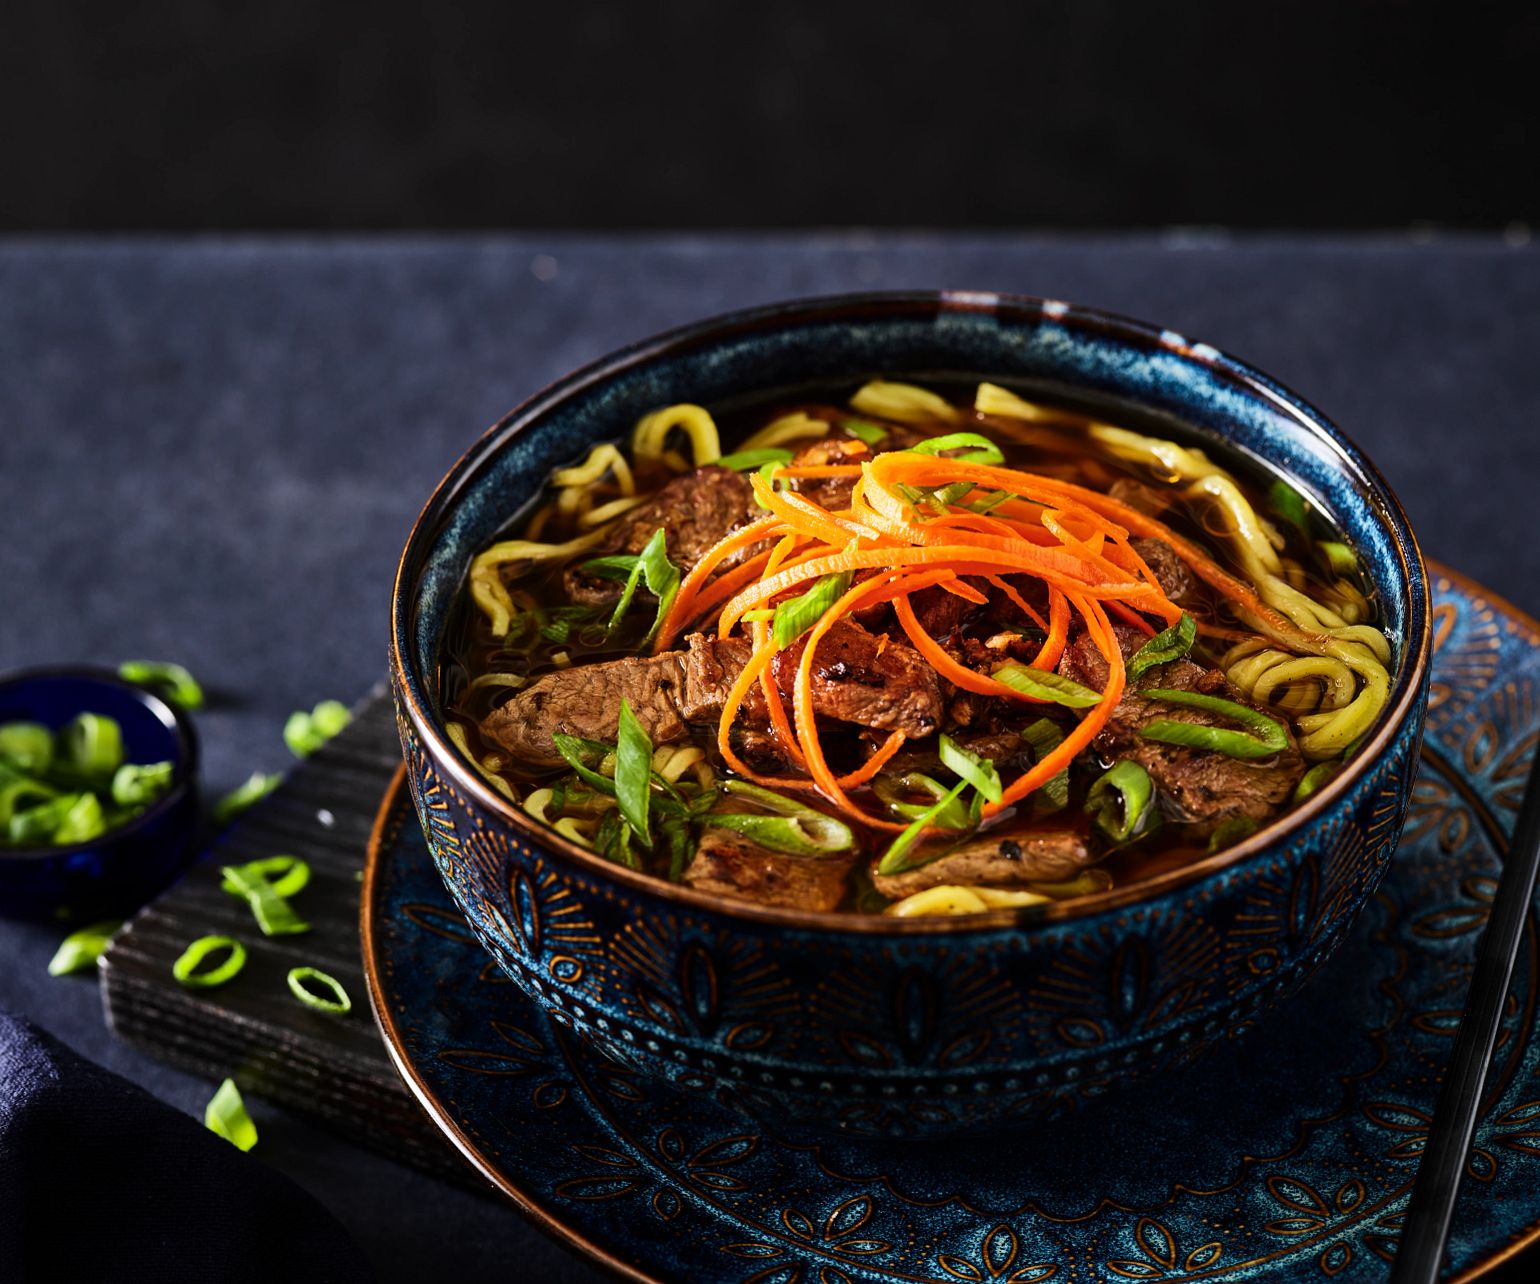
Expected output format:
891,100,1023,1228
985,575,1049,631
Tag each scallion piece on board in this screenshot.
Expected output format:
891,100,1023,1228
118,660,205,711
613,699,654,845
1126,613,1197,682
877,779,969,875
214,772,283,825
172,935,248,988
286,967,352,1014
773,572,852,648
284,700,352,758
220,864,310,936
205,1078,258,1151
220,855,310,900
1138,690,1289,760
1085,760,1158,843
991,662,1103,708
47,920,121,976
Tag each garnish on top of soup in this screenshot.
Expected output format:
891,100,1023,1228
440,380,1393,917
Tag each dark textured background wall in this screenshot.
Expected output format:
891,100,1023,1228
2,0,1536,231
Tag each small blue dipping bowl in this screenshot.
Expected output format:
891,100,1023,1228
0,667,199,921
390,292,1431,1136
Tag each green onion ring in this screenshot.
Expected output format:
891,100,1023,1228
286,966,352,1014
172,935,248,988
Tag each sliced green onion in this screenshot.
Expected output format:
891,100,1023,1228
659,814,693,881
719,779,820,817
59,712,124,779
1319,541,1358,575
873,773,975,829
707,811,854,856
605,527,681,643
594,808,639,869
538,604,603,641
214,771,283,825
7,793,85,845
0,722,53,773
1268,479,1310,537
577,556,642,583
910,431,1005,465
1208,815,1259,852
172,935,248,988
938,734,1003,804
841,418,889,445
205,1078,258,1151
1085,760,1158,843
118,660,205,711
1126,613,1197,682
1139,689,1289,759
715,447,795,471
968,489,1014,514
284,700,352,758
53,793,107,843
1293,760,1341,804
287,966,351,1014
552,735,619,796
220,855,310,900
992,662,1103,708
111,760,174,807
877,780,969,875
614,699,654,844
1021,718,1070,812
0,772,59,826
221,864,310,936
47,920,121,976
773,571,852,648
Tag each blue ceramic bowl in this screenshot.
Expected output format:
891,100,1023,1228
0,667,199,921
389,292,1430,1137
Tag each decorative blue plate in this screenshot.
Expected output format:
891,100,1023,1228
363,566,1540,1284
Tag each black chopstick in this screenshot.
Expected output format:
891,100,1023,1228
1391,740,1540,1283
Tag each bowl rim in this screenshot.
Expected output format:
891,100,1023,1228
0,663,199,862
390,288,1432,934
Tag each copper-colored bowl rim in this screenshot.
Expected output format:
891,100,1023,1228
388,289,1432,935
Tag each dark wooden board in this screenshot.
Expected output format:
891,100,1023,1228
100,688,474,1184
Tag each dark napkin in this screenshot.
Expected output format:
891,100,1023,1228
0,1009,372,1283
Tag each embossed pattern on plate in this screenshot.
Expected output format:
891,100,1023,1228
363,566,1540,1283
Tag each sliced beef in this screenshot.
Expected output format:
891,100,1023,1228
872,825,1093,900
1108,477,1174,518
685,827,855,912
907,582,979,638
482,622,942,767
480,652,688,767
786,436,868,511
563,466,756,606
1130,536,1194,605
1058,626,1305,833
771,619,944,738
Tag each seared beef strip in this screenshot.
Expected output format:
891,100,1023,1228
685,827,855,912
563,466,756,606
1130,536,1195,605
1058,625,1305,833
871,825,1092,899
481,621,942,767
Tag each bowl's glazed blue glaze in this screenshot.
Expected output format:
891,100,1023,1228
0,667,199,921
389,292,1430,1137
